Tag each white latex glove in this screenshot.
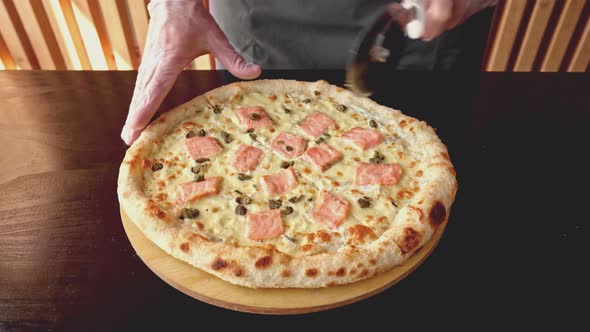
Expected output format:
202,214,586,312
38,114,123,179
121,0,261,145
409,0,497,41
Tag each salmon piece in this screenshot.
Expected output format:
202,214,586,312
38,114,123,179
270,132,307,159
260,167,298,195
298,112,335,138
303,143,343,172
341,127,383,150
176,177,222,204
246,210,284,241
235,106,273,131
312,192,350,229
185,136,223,160
356,163,402,186
232,144,264,172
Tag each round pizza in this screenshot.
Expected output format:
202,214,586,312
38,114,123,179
117,79,457,288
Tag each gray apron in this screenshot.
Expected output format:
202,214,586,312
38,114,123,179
210,0,493,71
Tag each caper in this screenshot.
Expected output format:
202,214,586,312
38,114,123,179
285,146,294,152
235,196,252,205
195,158,210,163
249,132,257,141
221,131,234,143
302,98,311,103
391,200,398,208
197,128,206,137
212,105,223,114
235,205,247,215
237,173,252,181
358,196,372,208
284,107,292,114
315,137,324,144
268,199,282,210
369,119,378,128
233,190,243,196
179,208,200,220
194,174,205,182
369,151,385,164
314,91,321,96
281,206,294,216
336,104,347,112
190,165,201,174
288,195,305,204
248,113,261,120
151,163,163,172
280,160,294,169
185,130,196,138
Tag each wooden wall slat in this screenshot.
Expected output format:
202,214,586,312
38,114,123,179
42,0,81,69
0,0,38,69
541,0,586,71
86,0,116,70
485,0,528,71
514,0,556,72
29,0,67,70
127,0,149,62
567,17,590,71
98,0,133,69
0,31,17,69
59,0,91,70
116,0,140,68
12,0,57,69
70,0,108,69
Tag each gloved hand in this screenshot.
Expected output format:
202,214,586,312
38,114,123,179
405,0,497,41
121,0,261,145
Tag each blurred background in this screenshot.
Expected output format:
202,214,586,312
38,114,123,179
0,0,588,72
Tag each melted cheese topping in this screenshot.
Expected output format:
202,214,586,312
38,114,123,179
143,91,427,256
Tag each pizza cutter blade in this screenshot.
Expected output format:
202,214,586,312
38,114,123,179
345,0,425,96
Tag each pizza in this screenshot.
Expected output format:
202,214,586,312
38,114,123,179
117,79,457,288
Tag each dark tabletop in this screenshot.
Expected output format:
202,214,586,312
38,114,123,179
0,70,588,331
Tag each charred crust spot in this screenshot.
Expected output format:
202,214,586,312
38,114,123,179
347,225,377,244
306,268,318,277
146,200,167,220
448,166,457,176
325,282,337,287
416,170,423,177
233,268,244,277
196,222,204,230
441,152,450,161
358,269,370,278
180,243,189,252
336,268,346,277
400,120,407,128
429,201,447,227
281,270,291,278
316,230,331,243
398,227,422,254
142,158,151,169
255,256,272,269
268,95,277,101
350,269,357,275
306,233,315,242
396,189,414,200
409,206,424,221
300,244,314,251
369,259,377,265
211,258,228,270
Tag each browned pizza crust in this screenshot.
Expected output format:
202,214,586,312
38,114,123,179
117,80,457,288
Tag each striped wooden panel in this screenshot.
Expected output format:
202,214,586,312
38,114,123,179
486,0,589,72
0,0,214,70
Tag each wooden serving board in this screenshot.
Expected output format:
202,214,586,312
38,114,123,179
121,208,446,314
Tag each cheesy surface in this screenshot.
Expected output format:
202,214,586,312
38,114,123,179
143,91,426,256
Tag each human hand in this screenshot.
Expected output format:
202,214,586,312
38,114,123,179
121,0,261,145
405,0,497,41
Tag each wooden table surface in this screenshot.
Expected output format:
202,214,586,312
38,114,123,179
0,70,588,331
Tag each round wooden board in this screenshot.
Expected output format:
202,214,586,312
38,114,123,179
121,208,446,314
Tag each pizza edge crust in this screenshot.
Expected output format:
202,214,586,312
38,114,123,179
117,79,458,288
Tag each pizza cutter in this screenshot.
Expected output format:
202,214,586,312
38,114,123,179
345,0,425,96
